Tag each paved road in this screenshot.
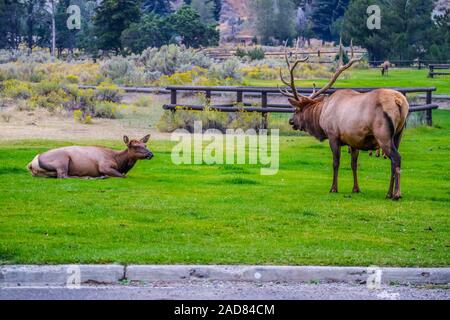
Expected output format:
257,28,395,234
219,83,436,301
1,281,448,300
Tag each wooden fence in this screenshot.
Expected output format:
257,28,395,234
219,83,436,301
428,64,450,78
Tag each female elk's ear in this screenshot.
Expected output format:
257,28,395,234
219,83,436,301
123,135,130,145
140,134,151,143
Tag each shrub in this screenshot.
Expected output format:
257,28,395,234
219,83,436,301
235,47,265,61
209,58,243,82
37,61,101,84
228,111,263,131
100,56,144,85
235,47,247,59
158,66,210,86
17,50,53,64
241,64,279,80
246,47,265,61
0,49,20,63
134,96,154,108
93,82,124,103
93,101,123,119
30,91,67,113
140,45,212,76
242,60,333,80
157,108,262,133
73,109,92,124
33,81,62,96
0,62,44,82
66,74,80,84
0,80,32,99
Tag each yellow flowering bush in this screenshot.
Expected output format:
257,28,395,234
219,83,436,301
0,79,32,99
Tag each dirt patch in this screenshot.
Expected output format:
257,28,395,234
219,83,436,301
0,96,171,142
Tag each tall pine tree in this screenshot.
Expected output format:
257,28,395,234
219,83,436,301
142,0,172,15
311,0,349,41
94,0,141,53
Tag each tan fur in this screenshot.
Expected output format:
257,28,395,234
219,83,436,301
27,135,153,179
279,43,407,199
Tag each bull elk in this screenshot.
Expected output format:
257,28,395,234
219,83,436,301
279,41,408,200
28,135,153,179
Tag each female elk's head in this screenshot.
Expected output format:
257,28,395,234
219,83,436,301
279,39,361,131
123,134,153,160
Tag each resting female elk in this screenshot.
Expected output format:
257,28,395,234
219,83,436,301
279,41,408,200
28,135,153,178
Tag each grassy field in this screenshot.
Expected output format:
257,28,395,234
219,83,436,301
0,110,449,266
246,68,450,94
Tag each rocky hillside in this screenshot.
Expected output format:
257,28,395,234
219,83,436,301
219,0,253,42
434,0,450,16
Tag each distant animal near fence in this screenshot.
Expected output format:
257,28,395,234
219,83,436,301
162,86,439,128
369,60,450,69
428,64,450,78
380,61,390,76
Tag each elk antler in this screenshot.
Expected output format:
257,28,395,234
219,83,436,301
278,41,310,101
309,39,362,99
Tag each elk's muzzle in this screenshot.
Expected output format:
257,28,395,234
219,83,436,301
289,117,299,130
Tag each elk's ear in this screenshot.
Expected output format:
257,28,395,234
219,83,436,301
123,135,130,145
140,134,151,143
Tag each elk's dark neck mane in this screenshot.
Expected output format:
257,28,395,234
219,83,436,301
114,149,137,174
302,98,327,141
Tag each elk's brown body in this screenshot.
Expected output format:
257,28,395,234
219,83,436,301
28,135,153,179
381,61,390,76
280,41,408,199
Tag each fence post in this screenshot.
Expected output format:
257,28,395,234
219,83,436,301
170,89,177,114
237,91,243,104
205,90,211,101
426,91,433,126
171,89,177,105
429,65,434,78
261,91,268,129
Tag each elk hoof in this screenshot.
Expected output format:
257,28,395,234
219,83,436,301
329,187,338,193
392,193,402,201
352,187,360,193
386,193,393,199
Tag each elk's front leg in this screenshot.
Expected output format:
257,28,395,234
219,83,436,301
349,147,360,193
99,166,125,178
329,140,341,193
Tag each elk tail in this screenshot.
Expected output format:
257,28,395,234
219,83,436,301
394,93,409,133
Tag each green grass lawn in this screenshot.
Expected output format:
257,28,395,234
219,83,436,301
0,111,449,266
246,68,450,94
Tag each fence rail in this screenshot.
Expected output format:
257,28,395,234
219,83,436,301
163,86,439,128
428,64,450,78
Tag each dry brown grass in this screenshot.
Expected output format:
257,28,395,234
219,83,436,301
0,93,171,142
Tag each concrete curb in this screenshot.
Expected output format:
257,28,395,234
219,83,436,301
0,265,124,286
1,265,449,286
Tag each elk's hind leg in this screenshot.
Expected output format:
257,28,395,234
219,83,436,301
349,147,360,193
38,153,69,179
377,140,401,200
